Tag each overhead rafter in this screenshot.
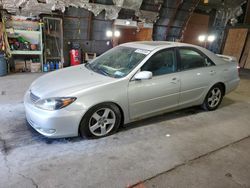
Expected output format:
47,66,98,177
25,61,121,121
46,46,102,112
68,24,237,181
180,0,201,41
165,0,183,40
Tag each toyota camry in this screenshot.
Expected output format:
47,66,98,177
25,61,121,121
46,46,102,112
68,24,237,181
24,41,240,138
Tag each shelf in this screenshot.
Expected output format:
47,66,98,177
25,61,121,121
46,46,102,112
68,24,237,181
5,16,44,73
43,17,63,69
46,57,61,59
6,28,40,34
10,50,42,55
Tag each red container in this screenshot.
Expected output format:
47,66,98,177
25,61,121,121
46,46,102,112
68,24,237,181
70,49,81,66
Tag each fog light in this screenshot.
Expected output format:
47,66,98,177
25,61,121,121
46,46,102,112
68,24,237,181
37,128,56,134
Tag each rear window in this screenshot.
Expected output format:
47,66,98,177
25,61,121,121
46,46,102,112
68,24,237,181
179,49,206,70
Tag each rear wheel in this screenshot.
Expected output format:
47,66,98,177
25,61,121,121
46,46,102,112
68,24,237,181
202,85,224,111
80,103,121,138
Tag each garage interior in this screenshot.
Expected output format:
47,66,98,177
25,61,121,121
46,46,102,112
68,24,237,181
0,0,250,187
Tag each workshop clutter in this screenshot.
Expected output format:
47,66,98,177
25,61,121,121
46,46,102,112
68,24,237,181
8,36,39,51
5,16,40,31
14,58,41,72
43,60,63,72
4,15,44,73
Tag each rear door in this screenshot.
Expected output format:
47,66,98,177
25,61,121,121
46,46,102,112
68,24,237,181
177,47,216,106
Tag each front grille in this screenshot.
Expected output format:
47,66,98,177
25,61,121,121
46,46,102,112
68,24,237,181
30,92,40,103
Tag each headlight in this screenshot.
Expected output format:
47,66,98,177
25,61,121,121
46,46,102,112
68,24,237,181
35,97,76,111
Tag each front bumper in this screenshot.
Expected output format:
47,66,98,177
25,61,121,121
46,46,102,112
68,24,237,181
24,91,85,138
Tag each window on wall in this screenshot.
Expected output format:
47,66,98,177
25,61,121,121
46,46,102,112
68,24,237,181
179,48,214,70
141,49,176,76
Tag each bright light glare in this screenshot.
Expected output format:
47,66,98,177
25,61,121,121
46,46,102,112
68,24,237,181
125,20,130,25
106,30,113,37
198,35,206,42
114,30,121,37
207,35,216,42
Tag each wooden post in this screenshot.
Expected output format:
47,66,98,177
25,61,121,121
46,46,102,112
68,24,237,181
87,12,93,41
244,0,250,24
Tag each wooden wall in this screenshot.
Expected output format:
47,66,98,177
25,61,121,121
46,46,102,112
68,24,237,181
118,28,153,45
244,0,250,24
223,28,248,61
135,28,153,41
183,13,210,46
118,28,137,44
222,27,250,69
239,34,250,68
240,32,250,69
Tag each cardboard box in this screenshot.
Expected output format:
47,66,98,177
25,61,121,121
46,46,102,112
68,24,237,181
25,60,32,72
85,52,96,62
14,59,25,72
30,62,41,72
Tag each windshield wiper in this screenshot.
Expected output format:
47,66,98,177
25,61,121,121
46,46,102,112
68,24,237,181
91,66,110,77
85,63,92,70
85,63,113,77
97,67,113,77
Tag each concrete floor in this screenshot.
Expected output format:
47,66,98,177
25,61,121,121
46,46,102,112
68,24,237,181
0,70,250,188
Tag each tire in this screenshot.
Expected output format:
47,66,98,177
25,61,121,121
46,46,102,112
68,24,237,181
79,103,121,138
202,85,224,111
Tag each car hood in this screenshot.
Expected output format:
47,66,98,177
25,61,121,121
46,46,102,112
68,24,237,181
30,65,115,98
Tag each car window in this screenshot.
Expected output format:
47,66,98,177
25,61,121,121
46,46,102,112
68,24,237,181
141,49,176,76
179,49,210,70
86,46,147,78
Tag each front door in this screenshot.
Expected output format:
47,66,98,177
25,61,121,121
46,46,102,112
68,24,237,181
128,48,181,120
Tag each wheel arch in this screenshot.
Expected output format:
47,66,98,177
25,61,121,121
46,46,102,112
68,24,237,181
202,82,226,111
213,82,226,96
78,101,125,135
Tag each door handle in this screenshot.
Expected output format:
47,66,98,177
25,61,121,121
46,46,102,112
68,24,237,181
170,77,179,84
210,70,216,75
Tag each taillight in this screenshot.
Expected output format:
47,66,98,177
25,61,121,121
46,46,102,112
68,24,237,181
237,64,240,76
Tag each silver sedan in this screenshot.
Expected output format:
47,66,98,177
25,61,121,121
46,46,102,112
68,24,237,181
24,41,240,138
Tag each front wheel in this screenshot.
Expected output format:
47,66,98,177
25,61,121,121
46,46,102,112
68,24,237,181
202,85,224,111
79,103,121,138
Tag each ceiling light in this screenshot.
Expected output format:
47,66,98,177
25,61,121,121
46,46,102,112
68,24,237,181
106,30,113,37
207,35,216,42
114,30,121,37
198,35,206,42
125,20,130,25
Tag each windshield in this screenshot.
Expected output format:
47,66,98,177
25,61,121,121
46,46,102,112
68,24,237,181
85,46,149,78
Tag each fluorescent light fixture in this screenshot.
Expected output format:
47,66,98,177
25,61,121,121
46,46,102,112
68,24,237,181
207,35,216,42
125,20,130,25
114,30,121,37
106,30,113,37
198,35,206,42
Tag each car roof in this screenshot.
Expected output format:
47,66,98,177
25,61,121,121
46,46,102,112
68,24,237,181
120,41,197,51
120,41,225,65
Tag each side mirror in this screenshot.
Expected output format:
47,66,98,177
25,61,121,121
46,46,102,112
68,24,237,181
134,71,152,80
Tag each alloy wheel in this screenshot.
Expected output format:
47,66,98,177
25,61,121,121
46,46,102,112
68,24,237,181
89,108,116,137
207,87,222,108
